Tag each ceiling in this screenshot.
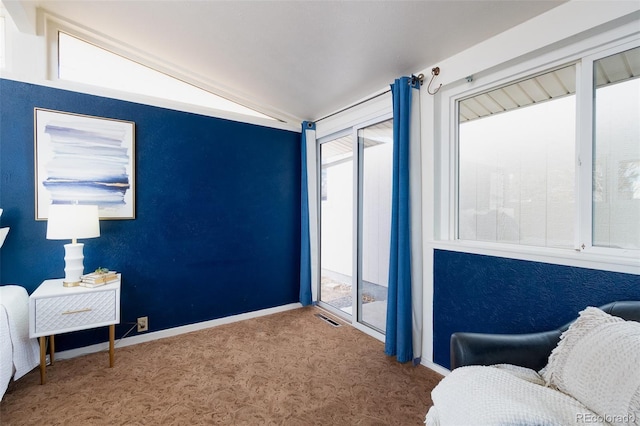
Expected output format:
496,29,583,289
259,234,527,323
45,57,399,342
7,0,568,124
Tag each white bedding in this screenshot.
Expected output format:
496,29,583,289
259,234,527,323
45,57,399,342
425,364,604,426
0,285,40,400
0,303,13,399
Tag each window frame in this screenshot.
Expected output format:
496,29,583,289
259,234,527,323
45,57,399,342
316,110,393,343
455,63,579,250
578,41,640,258
42,14,283,125
436,31,640,273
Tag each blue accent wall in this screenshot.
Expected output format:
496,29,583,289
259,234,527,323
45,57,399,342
0,79,301,351
433,249,640,369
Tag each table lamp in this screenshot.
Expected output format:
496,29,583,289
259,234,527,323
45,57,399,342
46,204,100,287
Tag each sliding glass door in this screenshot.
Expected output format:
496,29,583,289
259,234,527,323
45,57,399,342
357,119,393,332
320,133,354,316
319,117,393,335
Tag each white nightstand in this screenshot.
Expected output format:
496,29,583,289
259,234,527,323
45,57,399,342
29,276,121,384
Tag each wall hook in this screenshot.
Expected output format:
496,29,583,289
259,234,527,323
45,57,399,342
427,67,442,95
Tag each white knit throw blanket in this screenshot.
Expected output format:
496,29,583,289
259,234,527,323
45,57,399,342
542,307,640,426
425,364,605,426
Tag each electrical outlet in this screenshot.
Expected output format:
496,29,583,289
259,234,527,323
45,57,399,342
137,316,148,332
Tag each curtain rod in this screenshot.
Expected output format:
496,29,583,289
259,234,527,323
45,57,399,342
314,89,391,124
313,72,430,124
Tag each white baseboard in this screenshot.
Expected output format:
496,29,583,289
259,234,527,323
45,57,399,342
54,302,303,361
420,359,450,377
56,302,452,380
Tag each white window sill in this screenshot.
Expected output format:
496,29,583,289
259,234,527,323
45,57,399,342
427,240,640,275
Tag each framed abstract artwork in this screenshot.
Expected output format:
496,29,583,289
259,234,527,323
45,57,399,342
34,108,136,220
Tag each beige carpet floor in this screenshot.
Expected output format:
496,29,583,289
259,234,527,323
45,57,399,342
0,306,442,425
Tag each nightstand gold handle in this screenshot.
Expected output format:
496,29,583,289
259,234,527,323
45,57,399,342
61,308,92,315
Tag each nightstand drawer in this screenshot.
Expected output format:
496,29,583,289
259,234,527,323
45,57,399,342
35,290,117,334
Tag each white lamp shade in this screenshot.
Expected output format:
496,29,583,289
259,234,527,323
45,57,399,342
46,204,100,240
0,227,8,248
0,208,7,248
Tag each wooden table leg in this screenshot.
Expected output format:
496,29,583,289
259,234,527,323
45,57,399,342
39,336,46,385
109,324,115,367
49,335,55,365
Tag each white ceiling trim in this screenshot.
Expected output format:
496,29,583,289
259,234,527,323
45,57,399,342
1,0,36,34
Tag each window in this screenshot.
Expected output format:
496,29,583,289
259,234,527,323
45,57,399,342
453,42,640,256
57,32,274,121
458,66,576,248
592,47,640,250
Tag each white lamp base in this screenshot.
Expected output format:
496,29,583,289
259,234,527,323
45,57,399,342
63,242,85,287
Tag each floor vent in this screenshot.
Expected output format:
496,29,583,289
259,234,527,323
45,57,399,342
315,313,341,327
